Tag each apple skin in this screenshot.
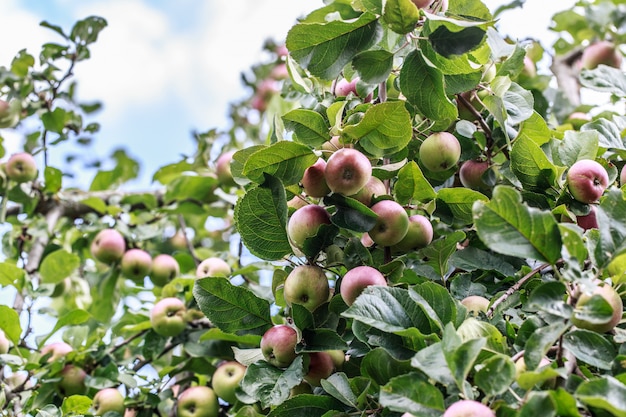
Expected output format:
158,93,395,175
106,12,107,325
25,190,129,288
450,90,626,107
120,249,152,282
283,265,330,312
287,204,332,251
0,329,10,354
620,164,626,187
410,0,434,8
392,214,434,252
5,152,38,183
576,205,599,230
368,200,410,247
325,148,372,196
150,297,187,337
211,360,246,404
57,364,87,396
571,281,623,333
302,158,331,198
580,41,622,70
321,135,345,154
334,77,372,101
216,150,237,187
287,194,308,210
419,132,461,172
340,265,387,306
150,254,180,287
261,324,299,368
459,160,490,190
461,295,490,316
442,400,495,417
196,257,232,278
566,159,609,204
93,387,125,415
41,341,74,362
349,176,387,206
304,352,335,386
91,229,126,265
177,386,219,417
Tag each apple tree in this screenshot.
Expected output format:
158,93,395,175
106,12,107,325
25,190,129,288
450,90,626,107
1,0,626,416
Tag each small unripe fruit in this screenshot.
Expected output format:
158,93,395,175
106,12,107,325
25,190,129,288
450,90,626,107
392,214,433,252
419,132,461,172
150,254,180,286
150,297,187,337
571,281,623,333
461,295,490,316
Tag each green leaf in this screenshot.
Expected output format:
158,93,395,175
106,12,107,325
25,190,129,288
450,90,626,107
395,161,437,204
361,347,414,386
420,230,466,279
379,373,445,416
474,354,516,396
60,395,92,416
282,109,330,148
517,111,553,146
449,246,518,277
552,130,599,168
39,249,80,284
409,282,458,332
562,329,616,370
199,328,262,346
10,50,34,77
510,135,559,192
352,50,394,84
579,65,626,98
41,108,68,133
299,329,348,352
243,141,317,186
41,309,91,345
0,262,25,287
0,306,22,346
444,336,485,393
70,16,107,45
523,321,569,370
435,188,488,226
581,118,625,150
193,277,272,336
286,12,381,80
152,160,195,185
428,26,486,57
241,357,305,409
267,392,345,417
527,281,572,319
576,376,626,417
382,0,419,35
320,373,357,408
519,392,557,417
165,175,218,204
473,186,562,264
324,193,378,233
411,342,455,386
44,166,63,193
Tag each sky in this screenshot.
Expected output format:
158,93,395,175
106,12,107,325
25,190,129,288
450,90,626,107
0,0,576,190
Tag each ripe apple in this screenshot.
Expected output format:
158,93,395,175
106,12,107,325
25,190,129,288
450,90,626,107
196,257,231,278
442,400,495,417
461,295,490,316
566,159,609,204
576,205,599,230
410,0,434,9
150,254,180,287
304,351,335,386
92,387,125,415
350,176,387,206
177,386,219,417
91,229,126,264
325,148,372,196
459,160,490,190
571,281,623,333
419,132,461,172
392,214,433,252
41,341,74,362
120,249,152,282
216,150,237,187
211,360,246,404
580,41,622,70
260,324,299,368
340,265,387,306
57,364,87,396
287,204,331,251
150,297,187,337
0,329,10,354
302,158,331,198
368,200,409,246
283,265,330,312
5,152,38,183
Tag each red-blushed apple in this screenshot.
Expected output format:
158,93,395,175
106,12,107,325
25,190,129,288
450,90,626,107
120,249,152,282
150,297,187,337
461,295,490,316
91,229,126,265
283,265,330,312
304,351,335,386
270,63,289,80
196,257,231,278
251,79,280,112
325,148,372,196
302,158,331,198
211,360,246,404
177,386,219,417
350,176,387,206
442,400,495,417
57,364,87,396
620,164,626,187
340,265,387,306
0,329,10,354
41,341,74,362
576,205,599,230
287,194,308,210
92,387,125,415
150,254,180,287
419,132,461,172
275,44,288,58
392,214,433,252
566,159,609,204
580,41,623,70
334,77,372,101
169,229,188,250
571,281,623,333
327,350,346,370
368,200,410,247
5,152,38,183
261,324,299,368
459,160,490,190
216,150,237,187
287,204,331,252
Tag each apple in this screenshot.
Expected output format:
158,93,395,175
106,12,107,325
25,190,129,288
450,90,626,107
304,351,335,386
150,297,187,337
461,295,490,316
566,159,609,204
302,158,331,198
57,364,87,396
283,265,330,312
411,0,434,9
287,204,331,251
216,150,237,187
576,205,599,230
620,165,626,187
459,160,490,190
566,111,592,129
91,229,126,264
321,135,345,154
442,400,495,417
196,257,231,278
571,281,623,333
368,200,409,247
0,99,19,128
93,387,125,415
150,254,180,287
177,386,219,417
287,194,308,210
261,324,299,368
419,132,461,172
5,152,38,183
340,265,387,306
514,356,552,378
580,41,622,70
41,341,74,362
211,360,246,404
0,329,10,354
350,176,387,206
270,63,289,80
392,214,433,252
251,79,280,112
334,77,372,101
120,249,152,282
325,148,372,196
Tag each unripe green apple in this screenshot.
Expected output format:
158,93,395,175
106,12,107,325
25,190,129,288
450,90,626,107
150,297,187,337
120,248,152,282
302,158,331,198
368,200,409,247
0,329,10,354
459,160,490,191
261,324,299,368
41,341,74,362
196,257,231,278
349,176,387,206
90,229,126,264
392,214,433,252
211,360,246,404
461,295,490,316
571,281,623,333
92,387,125,416
304,351,335,386
340,265,387,306
566,159,609,204
57,364,87,396
283,265,330,312
325,148,372,196
419,132,461,172
580,41,622,70
442,400,495,417
5,152,38,183
216,150,237,187
177,386,219,417
287,204,331,252
150,254,180,287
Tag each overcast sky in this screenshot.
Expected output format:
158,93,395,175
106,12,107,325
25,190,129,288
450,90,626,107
0,0,575,190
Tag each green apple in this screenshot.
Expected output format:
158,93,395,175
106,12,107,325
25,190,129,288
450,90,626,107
349,176,387,206
443,400,495,417
150,254,180,287
302,158,331,198
368,200,409,246
92,387,125,416
287,204,331,252
340,265,387,306
211,360,246,404
304,352,335,386
261,324,299,368
90,229,126,264
283,265,330,312
392,214,433,252
571,281,623,333
419,132,461,172
0,329,10,354
177,386,219,417
150,297,187,337
120,248,152,282
41,341,74,362
196,257,231,278
461,295,490,316
5,152,38,183
57,364,87,397
325,148,372,196
566,159,609,204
